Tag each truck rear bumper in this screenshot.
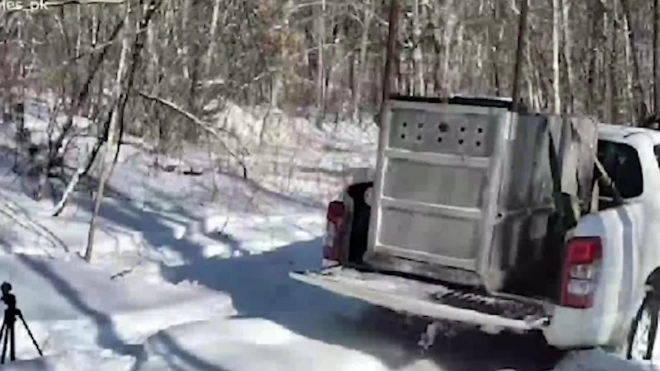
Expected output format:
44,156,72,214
290,267,551,333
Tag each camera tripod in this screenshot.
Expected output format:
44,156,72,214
0,282,42,363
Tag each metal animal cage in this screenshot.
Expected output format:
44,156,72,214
364,96,596,292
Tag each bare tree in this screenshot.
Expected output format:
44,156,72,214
620,0,647,124
314,0,327,127
562,0,575,113
412,0,424,96
352,0,375,122
84,1,132,262
553,0,562,114
85,0,161,262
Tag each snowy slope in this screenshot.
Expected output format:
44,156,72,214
553,349,658,371
0,255,233,362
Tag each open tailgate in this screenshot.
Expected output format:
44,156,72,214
290,267,551,332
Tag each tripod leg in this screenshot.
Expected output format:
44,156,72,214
9,315,15,361
1,317,9,364
0,319,5,364
0,320,5,348
17,311,42,357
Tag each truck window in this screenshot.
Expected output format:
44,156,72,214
597,140,643,199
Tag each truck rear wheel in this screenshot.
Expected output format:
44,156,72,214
626,290,660,361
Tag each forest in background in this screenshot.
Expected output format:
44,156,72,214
2,0,659,128
0,0,658,221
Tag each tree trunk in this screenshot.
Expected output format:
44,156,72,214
526,32,541,110
314,0,326,128
487,1,503,96
605,2,617,124
511,0,528,110
441,0,455,96
378,0,401,126
585,5,598,115
352,0,374,122
561,0,575,113
552,0,561,115
412,0,424,96
85,2,132,262
204,0,222,77
620,0,647,124
181,0,191,81
453,18,464,91
271,0,293,108
654,0,660,113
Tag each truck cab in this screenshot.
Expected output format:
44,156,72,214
291,96,660,361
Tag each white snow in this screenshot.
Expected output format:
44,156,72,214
0,101,654,371
552,349,657,371
136,319,388,371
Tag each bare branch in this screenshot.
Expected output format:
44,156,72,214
137,91,249,179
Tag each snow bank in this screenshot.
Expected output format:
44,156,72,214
1,350,134,371
0,255,233,363
553,349,658,371
136,318,388,371
216,102,377,153
2,255,233,322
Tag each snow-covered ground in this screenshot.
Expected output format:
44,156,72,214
0,101,654,370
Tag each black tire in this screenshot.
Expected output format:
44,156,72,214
626,290,660,360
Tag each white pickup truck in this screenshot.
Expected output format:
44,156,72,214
291,96,660,361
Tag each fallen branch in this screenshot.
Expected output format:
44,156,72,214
110,240,146,280
137,91,249,179
52,107,114,217
110,263,140,280
0,191,69,252
51,140,104,217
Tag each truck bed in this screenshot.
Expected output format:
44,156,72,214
290,267,551,332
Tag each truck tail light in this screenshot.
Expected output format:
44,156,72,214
323,201,345,265
560,237,602,309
